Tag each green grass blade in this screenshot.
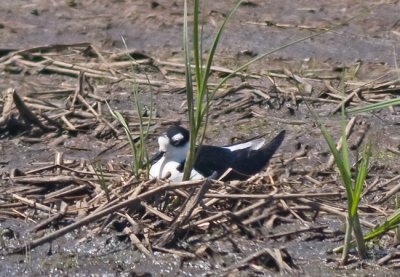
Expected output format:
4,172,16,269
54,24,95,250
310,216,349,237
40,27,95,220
351,143,371,216
133,82,144,164
364,208,400,241
182,0,244,180
106,102,138,175
183,0,194,126
334,208,400,254
320,124,353,199
307,105,354,203
120,35,152,177
339,104,352,186
93,163,110,202
182,0,196,181
193,0,202,95
340,131,351,186
347,98,400,115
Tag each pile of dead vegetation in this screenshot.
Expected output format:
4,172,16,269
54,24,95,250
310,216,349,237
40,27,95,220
1,44,400,274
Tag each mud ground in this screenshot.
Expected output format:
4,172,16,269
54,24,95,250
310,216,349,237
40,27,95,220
1,0,400,276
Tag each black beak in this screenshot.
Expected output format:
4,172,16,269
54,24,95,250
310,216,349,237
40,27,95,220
148,151,165,165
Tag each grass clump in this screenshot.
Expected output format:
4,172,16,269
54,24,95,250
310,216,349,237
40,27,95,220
107,94,150,178
181,0,243,180
310,100,370,264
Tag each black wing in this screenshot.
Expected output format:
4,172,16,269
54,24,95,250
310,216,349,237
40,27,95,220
226,130,286,180
177,130,285,181
178,145,234,178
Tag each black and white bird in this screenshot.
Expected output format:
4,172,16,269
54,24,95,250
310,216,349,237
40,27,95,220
149,125,285,182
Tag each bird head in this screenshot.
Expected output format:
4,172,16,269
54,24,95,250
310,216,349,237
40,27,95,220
158,125,190,160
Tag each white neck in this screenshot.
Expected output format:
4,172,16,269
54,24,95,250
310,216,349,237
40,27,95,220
164,142,189,162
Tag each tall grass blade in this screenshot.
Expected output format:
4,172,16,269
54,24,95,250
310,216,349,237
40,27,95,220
182,0,196,181
351,143,371,216
339,104,351,192
106,102,140,177
93,163,110,202
182,0,244,180
119,35,153,178
346,98,400,115
307,106,353,199
192,0,201,94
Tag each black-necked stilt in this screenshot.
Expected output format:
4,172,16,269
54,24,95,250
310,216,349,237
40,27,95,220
149,125,285,182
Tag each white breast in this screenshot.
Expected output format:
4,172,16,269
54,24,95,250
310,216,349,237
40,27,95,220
150,156,204,182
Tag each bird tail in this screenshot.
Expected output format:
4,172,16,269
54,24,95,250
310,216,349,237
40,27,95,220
227,130,286,180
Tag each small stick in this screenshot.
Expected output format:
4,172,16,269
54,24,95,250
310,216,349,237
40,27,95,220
89,44,117,76
152,246,196,258
82,61,152,69
377,251,400,265
140,201,173,222
123,227,153,258
222,248,293,273
24,102,58,111
375,182,400,204
297,198,375,228
279,199,307,225
266,225,327,239
10,209,36,223
203,192,341,200
0,88,15,126
54,151,63,176
10,175,81,185
45,184,88,200
12,90,52,132
31,202,68,232
25,165,118,177
60,115,77,131
157,60,259,79
69,71,84,110
0,42,91,63
16,59,163,86
242,210,283,226
376,175,400,190
331,88,361,114
12,194,58,214
122,212,140,233
76,94,120,135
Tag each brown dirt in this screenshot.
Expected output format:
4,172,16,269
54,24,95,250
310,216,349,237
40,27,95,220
1,0,400,276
